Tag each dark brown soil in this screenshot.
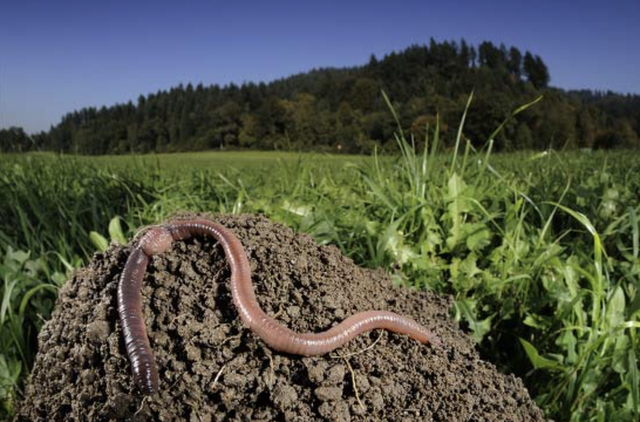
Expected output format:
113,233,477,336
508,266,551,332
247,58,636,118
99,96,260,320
17,214,547,421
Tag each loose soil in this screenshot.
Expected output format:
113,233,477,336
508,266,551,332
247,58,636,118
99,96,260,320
17,214,547,421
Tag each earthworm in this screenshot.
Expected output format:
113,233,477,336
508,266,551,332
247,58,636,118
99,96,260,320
118,218,440,395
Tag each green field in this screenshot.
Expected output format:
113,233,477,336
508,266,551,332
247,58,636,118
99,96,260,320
1,143,639,421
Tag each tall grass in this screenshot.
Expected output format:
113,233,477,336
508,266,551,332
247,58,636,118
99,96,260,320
1,109,639,420
343,97,639,420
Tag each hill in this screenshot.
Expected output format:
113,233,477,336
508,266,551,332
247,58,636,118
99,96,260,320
2,39,639,153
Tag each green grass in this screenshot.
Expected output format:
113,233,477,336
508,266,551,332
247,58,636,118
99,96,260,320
1,128,639,420
12,150,368,172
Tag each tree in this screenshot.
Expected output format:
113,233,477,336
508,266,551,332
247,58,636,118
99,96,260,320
349,78,379,112
523,52,550,89
210,101,242,149
335,102,359,151
576,109,596,148
459,39,472,69
0,127,31,152
601,119,639,148
469,45,477,68
239,113,259,148
179,107,194,145
514,123,534,150
255,97,287,148
478,41,505,69
507,47,522,78
282,93,318,149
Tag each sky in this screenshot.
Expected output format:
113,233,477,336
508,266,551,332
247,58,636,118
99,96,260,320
1,0,639,133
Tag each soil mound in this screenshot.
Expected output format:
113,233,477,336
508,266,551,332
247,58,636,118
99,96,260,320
17,214,547,421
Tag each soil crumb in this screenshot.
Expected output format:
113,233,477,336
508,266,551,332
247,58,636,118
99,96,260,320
17,213,547,421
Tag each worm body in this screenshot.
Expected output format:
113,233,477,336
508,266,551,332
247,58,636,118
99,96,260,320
118,218,439,395
117,247,158,395
139,227,173,256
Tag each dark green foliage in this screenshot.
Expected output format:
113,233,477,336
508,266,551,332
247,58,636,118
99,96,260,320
507,47,523,78
0,127,32,152
523,51,550,89
3,40,639,154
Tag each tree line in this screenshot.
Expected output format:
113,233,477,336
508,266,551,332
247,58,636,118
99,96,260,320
2,39,639,154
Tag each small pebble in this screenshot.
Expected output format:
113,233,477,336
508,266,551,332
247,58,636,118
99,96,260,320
315,386,343,402
272,384,298,410
326,364,345,384
85,321,110,344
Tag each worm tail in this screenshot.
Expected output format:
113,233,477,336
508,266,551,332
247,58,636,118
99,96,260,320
117,247,159,395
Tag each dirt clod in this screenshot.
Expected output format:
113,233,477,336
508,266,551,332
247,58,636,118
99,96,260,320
17,214,548,421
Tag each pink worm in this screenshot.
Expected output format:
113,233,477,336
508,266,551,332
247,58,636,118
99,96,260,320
118,218,440,395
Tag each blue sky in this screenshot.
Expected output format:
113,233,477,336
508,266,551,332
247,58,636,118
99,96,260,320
1,0,639,133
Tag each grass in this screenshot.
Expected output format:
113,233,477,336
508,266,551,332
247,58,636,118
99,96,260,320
13,150,368,172
1,110,639,421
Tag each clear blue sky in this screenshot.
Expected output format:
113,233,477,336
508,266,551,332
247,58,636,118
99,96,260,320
1,0,639,133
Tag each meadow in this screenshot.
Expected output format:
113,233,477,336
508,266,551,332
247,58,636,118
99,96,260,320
1,137,639,420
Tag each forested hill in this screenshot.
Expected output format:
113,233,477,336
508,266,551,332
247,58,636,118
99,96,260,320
3,39,640,154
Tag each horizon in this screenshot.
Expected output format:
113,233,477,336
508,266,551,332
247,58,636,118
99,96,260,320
2,0,639,133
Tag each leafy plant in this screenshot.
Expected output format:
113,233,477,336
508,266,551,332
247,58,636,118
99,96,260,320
0,247,62,414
